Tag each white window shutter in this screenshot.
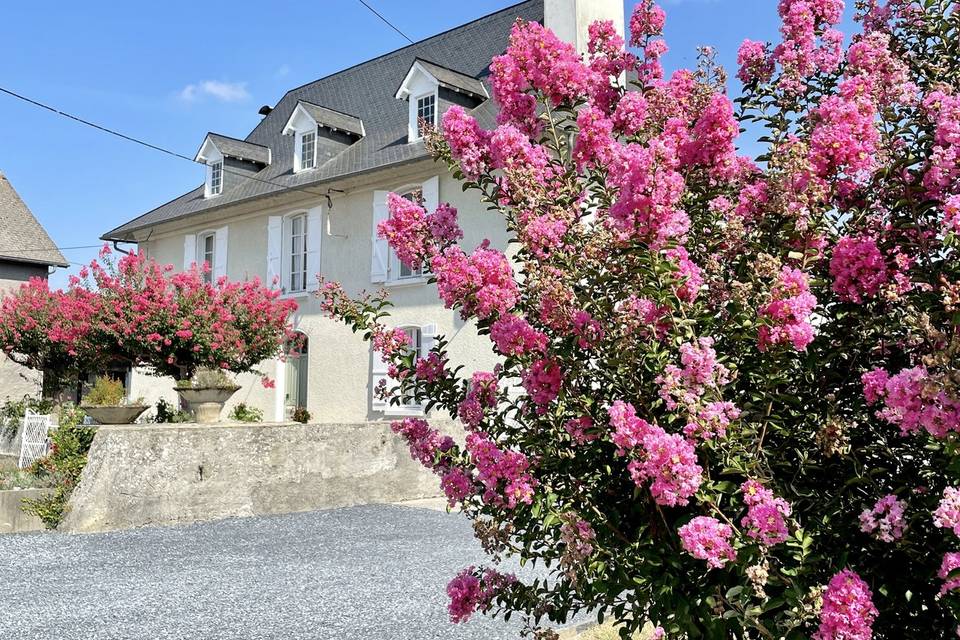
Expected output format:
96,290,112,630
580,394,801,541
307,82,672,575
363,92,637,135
421,323,437,357
214,226,229,280
305,207,322,292
422,175,439,214
183,234,197,271
371,348,389,412
267,216,283,288
371,191,389,283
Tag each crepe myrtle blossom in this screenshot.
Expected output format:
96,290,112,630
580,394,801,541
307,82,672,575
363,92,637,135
862,366,960,438
758,266,818,352
939,553,960,597
814,569,878,640
829,235,890,303
860,494,907,542
935,487,960,538
741,480,792,546
678,516,736,569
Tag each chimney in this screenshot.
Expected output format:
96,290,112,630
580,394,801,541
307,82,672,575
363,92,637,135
544,0,625,55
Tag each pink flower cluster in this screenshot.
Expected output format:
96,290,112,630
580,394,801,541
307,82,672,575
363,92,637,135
741,480,792,546
607,401,703,507
431,244,518,320
617,295,670,339
390,418,453,469
773,0,846,94
737,39,774,84
678,516,736,569
560,513,596,568
458,371,498,430
628,0,666,46
859,494,906,542
572,310,604,349
665,247,703,303
683,401,740,441
679,93,740,179
808,95,880,189
447,568,516,624
934,487,960,537
466,432,537,509
521,357,563,413
608,142,689,247
829,235,890,303
758,266,818,351
862,366,960,438
843,31,913,107
657,337,731,411
442,106,491,180
564,416,596,445
814,569,878,640
378,193,429,270
945,195,960,236
939,553,960,596
489,314,548,357
922,90,960,199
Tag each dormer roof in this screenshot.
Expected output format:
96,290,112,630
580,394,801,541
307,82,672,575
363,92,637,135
395,58,488,101
281,101,365,138
195,133,271,166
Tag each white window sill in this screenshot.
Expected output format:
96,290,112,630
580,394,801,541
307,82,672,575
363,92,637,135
384,277,429,288
279,289,313,301
380,405,425,417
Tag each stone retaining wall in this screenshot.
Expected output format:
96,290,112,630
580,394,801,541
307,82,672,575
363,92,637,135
60,421,454,533
0,489,50,533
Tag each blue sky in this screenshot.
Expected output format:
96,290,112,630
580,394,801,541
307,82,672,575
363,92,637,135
0,0,855,287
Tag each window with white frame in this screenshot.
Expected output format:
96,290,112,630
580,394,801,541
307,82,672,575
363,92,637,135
209,160,223,196
415,94,436,139
399,326,422,407
371,324,435,415
286,213,308,293
390,189,427,281
198,231,215,283
300,131,317,170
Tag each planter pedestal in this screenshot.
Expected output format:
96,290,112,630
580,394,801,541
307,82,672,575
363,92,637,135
175,387,240,424
80,405,149,425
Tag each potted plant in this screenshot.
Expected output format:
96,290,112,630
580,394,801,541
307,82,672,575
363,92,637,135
174,368,241,424
80,376,148,425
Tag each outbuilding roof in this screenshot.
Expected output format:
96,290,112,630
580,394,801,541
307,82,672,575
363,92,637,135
0,173,68,268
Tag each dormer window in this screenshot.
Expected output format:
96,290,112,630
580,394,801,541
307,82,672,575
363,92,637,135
300,131,317,171
209,161,223,196
415,94,437,139
282,101,364,174
396,59,488,143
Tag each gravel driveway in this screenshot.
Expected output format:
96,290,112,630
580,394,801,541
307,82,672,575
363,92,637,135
0,504,537,640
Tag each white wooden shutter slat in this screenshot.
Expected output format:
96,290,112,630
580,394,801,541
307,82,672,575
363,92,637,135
183,234,197,271
371,348,389,411
214,226,229,280
306,207,322,291
267,216,282,288
422,175,439,214
421,323,437,356
371,191,389,283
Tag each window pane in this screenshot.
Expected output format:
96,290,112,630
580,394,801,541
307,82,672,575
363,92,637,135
416,95,436,138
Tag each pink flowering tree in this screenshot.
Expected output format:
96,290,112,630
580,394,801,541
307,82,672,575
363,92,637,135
0,248,299,382
324,1,960,637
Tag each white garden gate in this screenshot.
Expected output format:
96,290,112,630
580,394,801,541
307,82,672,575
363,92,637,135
18,409,52,469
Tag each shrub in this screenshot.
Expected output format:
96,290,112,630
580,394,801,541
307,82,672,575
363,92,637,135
21,404,92,529
291,406,310,424
82,376,125,406
178,367,237,389
151,398,189,424
228,403,263,423
324,2,960,638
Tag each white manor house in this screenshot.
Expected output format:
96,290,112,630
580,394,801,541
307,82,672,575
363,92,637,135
102,0,625,423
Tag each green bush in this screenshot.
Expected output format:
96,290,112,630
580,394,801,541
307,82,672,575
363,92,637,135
228,403,263,423
152,398,190,424
82,376,125,406
21,404,93,529
178,368,237,389
291,406,311,424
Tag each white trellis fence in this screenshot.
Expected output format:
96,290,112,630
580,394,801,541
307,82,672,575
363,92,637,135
18,409,53,469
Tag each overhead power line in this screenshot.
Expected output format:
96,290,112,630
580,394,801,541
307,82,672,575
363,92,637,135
355,0,415,44
0,86,349,215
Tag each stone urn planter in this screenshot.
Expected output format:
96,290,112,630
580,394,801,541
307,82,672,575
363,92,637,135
80,405,149,425
175,387,240,424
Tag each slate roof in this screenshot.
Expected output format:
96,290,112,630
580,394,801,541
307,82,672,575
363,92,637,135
298,102,366,138
0,173,68,267
200,133,272,165
104,0,543,241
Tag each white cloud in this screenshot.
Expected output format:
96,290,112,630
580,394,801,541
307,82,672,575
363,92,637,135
275,64,291,78
178,80,250,103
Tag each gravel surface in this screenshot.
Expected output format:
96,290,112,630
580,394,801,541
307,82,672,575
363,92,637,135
0,504,535,640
